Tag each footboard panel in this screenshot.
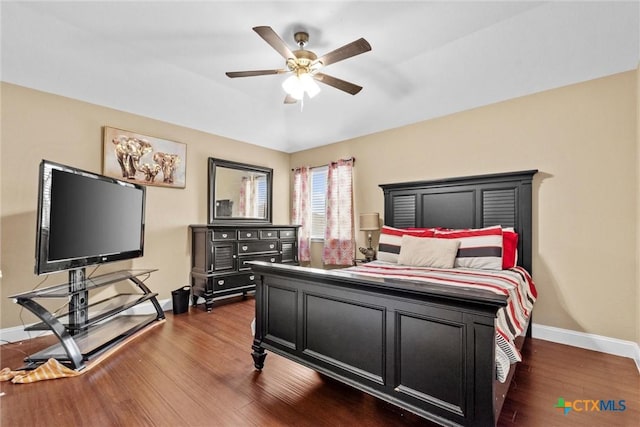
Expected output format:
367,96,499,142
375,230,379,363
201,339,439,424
304,292,386,383
250,262,506,427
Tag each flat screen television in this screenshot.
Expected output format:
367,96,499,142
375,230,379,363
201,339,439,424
35,160,146,275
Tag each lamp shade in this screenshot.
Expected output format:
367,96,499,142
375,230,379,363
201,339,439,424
282,73,321,100
359,213,380,231
282,75,304,100
299,73,320,98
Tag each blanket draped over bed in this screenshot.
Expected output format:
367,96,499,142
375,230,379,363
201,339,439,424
345,261,536,382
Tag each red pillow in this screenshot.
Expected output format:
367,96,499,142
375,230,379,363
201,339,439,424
407,227,445,232
502,228,518,269
381,225,435,238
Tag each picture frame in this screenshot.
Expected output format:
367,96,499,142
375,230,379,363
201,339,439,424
103,126,186,189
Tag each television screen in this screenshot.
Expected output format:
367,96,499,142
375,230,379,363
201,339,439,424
35,160,146,275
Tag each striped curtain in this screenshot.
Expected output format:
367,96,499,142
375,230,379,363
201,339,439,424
322,158,354,265
292,167,311,262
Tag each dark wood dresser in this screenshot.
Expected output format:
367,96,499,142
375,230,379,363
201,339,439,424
189,224,299,311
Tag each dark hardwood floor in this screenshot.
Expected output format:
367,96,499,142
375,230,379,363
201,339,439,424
1,297,638,426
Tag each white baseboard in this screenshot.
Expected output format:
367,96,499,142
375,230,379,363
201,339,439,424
532,323,640,373
120,297,172,315
0,324,50,345
0,298,172,345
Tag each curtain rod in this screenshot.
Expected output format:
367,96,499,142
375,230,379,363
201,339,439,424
291,157,355,171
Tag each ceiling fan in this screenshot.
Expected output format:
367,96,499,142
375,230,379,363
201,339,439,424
226,26,371,104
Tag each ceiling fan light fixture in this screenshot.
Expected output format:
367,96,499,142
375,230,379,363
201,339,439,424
282,72,320,100
300,73,320,98
282,75,304,100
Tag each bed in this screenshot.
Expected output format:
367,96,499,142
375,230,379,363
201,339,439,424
249,169,537,426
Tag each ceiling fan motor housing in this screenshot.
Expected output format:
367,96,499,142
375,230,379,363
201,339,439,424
288,49,319,74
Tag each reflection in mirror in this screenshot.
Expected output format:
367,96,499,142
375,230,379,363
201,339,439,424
215,167,268,218
208,158,272,224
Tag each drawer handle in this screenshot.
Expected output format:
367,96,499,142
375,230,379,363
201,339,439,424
269,244,275,249
242,245,248,251
270,258,275,262
267,232,273,237
222,233,227,238
249,275,255,280
247,233,252,237
218,280,225,285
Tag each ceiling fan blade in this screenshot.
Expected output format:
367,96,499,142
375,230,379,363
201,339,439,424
315,38,371,67
284,94,298,104
253,26,296,60
313,73,363,95
226,69,287,78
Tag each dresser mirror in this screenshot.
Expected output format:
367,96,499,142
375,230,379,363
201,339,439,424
208,158,273,224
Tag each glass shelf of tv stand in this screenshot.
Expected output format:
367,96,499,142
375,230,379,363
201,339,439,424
10,269,158,299
24,292,159,331
25,313,160,366
11,268,164,370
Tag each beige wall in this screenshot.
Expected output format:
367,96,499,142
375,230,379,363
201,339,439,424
0,83,291,329
2,71,638,343
292,71,638,342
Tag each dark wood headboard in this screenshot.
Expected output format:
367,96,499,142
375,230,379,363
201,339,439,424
379,170,537,272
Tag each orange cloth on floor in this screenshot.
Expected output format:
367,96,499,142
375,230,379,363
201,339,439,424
0,368,26,381
0,358,81,383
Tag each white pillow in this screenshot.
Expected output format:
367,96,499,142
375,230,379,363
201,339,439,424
397,235,460,269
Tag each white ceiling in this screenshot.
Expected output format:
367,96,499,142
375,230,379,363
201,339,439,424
1,1,638,153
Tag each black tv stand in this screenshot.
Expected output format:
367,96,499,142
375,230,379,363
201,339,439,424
9,268,165,370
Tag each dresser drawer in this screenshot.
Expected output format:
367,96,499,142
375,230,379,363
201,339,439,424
279,229,296,239
239,254,281,271
238,230,259,240
193,273,256,293
238,241,278,254
212,230,236,240
259,229,278,240
210,274,256,291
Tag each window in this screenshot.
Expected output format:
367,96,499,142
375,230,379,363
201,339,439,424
256,176,268,218
310,166,328,239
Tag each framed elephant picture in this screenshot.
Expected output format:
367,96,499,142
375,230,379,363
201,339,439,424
102,126,186,188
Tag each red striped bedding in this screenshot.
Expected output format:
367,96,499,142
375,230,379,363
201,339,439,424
345,261,537,382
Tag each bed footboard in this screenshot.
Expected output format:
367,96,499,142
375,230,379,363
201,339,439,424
249,262,508,427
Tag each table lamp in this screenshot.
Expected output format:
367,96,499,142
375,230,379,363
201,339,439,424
358,212,380,262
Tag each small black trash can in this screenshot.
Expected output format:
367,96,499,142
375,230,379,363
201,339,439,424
171,286,190,314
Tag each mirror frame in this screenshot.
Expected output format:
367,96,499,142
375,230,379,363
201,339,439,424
207,158,273,225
